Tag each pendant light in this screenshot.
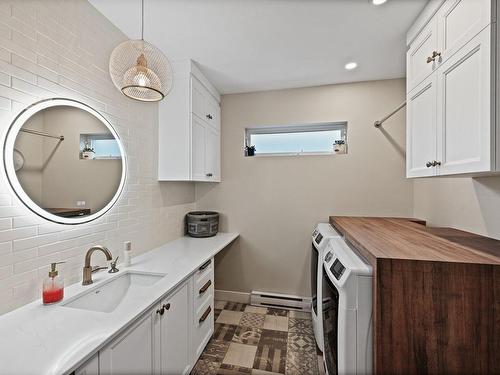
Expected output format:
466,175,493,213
109,0,172,102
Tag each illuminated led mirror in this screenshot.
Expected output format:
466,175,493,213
3,98,126,225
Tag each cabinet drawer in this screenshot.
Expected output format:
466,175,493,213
193,297,214,360
195,258,213,283
194,271,213,312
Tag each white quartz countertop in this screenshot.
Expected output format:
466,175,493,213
0,232,239,375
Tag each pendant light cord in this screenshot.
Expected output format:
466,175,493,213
141,0,144,41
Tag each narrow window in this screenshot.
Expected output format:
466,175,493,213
80,134,122,159
244,122,347,156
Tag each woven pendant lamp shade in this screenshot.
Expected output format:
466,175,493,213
109,39,172,102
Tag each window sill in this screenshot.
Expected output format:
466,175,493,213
245,151,347,158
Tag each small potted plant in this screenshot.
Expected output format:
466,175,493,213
245,145,256,157
82,142,95,160
334,140,346,154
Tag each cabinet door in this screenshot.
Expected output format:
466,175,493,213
191,77,206,120
436,27,492,175
191,115,207,181
407,74,438,178
159,282,191,375
437,0,491,64
100,311,155,375
407,17,438,92
205,94,220,131
75,354,99,375
205,126,220,182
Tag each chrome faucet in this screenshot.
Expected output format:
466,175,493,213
82,245,113,285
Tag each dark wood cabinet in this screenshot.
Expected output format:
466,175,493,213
330,216,500,375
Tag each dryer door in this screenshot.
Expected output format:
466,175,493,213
311,243,319,315
322,264,339,375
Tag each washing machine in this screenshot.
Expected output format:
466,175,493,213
311,223,340,352
322,237,373,375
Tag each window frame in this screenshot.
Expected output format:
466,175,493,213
244,121,348,157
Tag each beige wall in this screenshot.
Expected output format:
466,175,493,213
413,177,500,240
196,78,413,297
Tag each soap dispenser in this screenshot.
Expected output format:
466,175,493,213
42,262,65,305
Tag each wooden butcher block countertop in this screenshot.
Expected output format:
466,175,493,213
329,216,500,265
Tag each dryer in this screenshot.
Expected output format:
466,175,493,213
311,223,340,352
322,237,373,375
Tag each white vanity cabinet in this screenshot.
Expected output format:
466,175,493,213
192,258,215,360
154,281,192,375
94,260,215,375
406,0,499,177
158,60,221,182
99,310,156,375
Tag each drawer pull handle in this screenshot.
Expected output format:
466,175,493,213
199,280,212,295
199,306,212,323
199,259,211,271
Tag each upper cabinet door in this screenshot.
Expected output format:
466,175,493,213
436,27,492,175
191,77,206,121
205,125,220,182
436,0,491,64
191,115,207,181
407,74,438,178
205,94,221,131
407,18,438,93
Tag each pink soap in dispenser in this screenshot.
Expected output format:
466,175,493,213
43,262,65,304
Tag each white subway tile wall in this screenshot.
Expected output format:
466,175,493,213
0,0,194,315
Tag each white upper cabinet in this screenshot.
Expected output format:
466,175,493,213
407,75,438,178
406,0,498,177
407,17,438,92
437,0,491,62
436,27,492,175
158,60,221,182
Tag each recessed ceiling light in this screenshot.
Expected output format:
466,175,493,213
345,62,358,70
373,0,387,5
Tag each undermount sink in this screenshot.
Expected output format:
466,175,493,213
63,271,166,313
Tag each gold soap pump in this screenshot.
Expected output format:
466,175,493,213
42,261,65,305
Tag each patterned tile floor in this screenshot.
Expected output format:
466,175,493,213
191,301,325,375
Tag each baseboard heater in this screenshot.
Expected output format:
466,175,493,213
250,291,311,311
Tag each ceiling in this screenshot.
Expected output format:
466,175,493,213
90,0,427,94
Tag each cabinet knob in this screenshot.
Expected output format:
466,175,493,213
206,173,213,177
156,307,165,316
206,114,213,120
163,303,171,311
431,160,441,167
426,51,442,63
426,161,433,168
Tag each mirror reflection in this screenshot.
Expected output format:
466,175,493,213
8,101,125,222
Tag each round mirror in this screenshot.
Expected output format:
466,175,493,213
3,98,126,225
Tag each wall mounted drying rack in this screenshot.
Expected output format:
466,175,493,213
20,128,65,141
374,101,406,128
